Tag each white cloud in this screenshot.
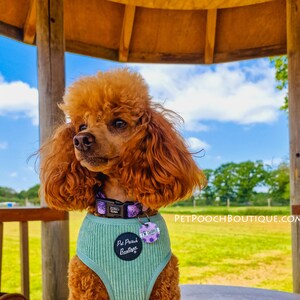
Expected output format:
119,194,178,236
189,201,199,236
0,142,8,149
133,60,285,131
0,75,38,125
187,137,210,151
9,172,18,177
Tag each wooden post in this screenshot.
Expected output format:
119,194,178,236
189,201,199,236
20,222,30,300
36,0,69,299
0,222,3,291
287,0,300,293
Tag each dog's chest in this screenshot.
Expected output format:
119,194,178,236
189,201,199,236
76,213,171,300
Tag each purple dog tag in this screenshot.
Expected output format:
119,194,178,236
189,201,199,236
139,222,160,244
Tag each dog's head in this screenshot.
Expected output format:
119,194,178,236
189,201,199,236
40,69,206,210
61,69,150,175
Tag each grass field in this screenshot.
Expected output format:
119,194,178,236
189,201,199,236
160,205,291,215
1,208,293,299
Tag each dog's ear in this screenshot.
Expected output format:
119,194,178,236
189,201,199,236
39,123,98,210
119,106,207,209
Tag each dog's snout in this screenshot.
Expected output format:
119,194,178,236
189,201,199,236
73,133,95,151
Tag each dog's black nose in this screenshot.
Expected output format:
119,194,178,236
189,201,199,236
73,133,95,151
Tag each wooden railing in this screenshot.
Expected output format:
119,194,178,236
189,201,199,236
0,208,68,300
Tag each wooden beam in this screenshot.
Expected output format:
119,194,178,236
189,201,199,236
36,1,69,299
20,222,30,300
205,9,217,64
23,0,36,44
66,40,118,61
0,21,23,41
127,43,286,64
214,44,286,63
108,0,273,10
119,5,136,62
129,51,204,64
0,208,68,222
287,0,300,293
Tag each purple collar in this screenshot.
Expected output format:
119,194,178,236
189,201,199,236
95,190,142,219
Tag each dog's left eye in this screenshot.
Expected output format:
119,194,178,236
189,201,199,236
111,119,127,129
79,124,87,131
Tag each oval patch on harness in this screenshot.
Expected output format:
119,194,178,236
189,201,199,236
114,232,143,261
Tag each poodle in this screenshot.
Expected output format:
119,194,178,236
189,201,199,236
40,68,206,300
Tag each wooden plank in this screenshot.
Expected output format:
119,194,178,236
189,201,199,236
20,222,30,300
119,5,136,62
23,0,36,44
64,0,123,50
215,1,286,58
108,0,273,10
127,43,286,64
36,0,69,299
214,44,286,63
66,40,118,61
131,8,206,56
0,222,3,291
205,9,217,64
0,208,68,222
129,51,204,64
287,0,300,293
0,21,23,41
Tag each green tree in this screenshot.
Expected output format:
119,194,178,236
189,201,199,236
266,162,290,204
201,169,216,205
233,161,267,204
0,186,17,199
213,161,267,205
213,162,237,204
18,184,40,206
26,184,40,199
270,55,288,111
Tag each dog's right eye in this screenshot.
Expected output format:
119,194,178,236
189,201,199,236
79,124,87,131
111,119,127,130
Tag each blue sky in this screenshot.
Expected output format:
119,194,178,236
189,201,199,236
0,36,289,192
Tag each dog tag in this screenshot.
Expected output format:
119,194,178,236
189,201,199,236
139,222,160,244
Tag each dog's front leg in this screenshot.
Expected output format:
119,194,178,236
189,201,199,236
68,255,109,300
149,254,181,300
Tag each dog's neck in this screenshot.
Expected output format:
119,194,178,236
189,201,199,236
98,177,153,215
102,178,132,203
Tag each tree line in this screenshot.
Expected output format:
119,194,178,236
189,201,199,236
0,184,40,206
186,160,290,207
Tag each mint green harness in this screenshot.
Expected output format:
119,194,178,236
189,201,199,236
77,213,172,300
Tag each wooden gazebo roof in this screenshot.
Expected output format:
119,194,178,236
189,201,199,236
0,0,286,64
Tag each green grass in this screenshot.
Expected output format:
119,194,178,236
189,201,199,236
1,210,293,299
160,205,291,215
